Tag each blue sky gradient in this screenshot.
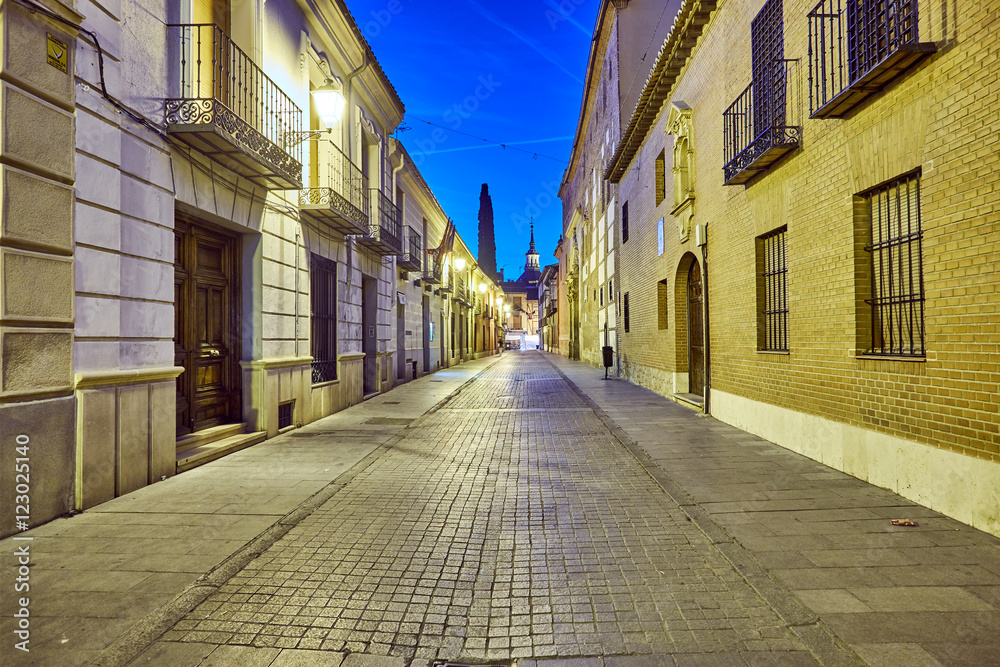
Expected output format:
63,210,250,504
347,0,599,279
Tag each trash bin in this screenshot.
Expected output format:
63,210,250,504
602,346,614,368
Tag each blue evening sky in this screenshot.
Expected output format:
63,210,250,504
347,0,599,279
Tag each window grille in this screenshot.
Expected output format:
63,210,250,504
759,227,788,351
310,254,338,383
808,0,926,117
622,201,629,243
278,401,293,430
848,0,919,83
864,172,924,357
723,0,800,185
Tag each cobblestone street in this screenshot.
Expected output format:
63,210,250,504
5,352,999,667
150,353,822,664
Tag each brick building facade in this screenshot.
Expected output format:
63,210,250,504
595,0,999,534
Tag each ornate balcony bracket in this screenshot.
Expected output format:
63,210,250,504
299,187,368,235
723,126,801,185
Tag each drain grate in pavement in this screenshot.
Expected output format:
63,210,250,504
383,401,401,404
363,417,415,425
433,663,509,667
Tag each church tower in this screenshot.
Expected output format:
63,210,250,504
518,223,542,287
525,223,540,272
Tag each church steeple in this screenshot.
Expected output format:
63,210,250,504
525,223,540,271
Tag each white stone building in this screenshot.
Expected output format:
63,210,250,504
0,0,499,536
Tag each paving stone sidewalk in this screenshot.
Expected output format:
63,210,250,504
0,358,498,667
547,353,1000,667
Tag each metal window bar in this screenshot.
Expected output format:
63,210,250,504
807,0,919,112
310,255,338,383
761,227,789,351
752,0,786,133
170,24,303,167
622,201,629,243
864,173,924,356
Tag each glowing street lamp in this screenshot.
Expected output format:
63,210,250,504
478,283,488,294
312,79,346,128
454,257,467,271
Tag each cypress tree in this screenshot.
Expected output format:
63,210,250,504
477,183,498,281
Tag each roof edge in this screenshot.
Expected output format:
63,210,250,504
604,0,716,183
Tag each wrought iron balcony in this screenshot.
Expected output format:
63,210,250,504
723,60,801,186
438,263,453,294
300,142,369,235
398,228,422,272
165,24,302,189
808,0,934,118
454,282,469,305
359,189,402,256
420,252,442,285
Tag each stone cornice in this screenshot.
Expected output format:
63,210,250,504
239,356,313,371
75,367,184,389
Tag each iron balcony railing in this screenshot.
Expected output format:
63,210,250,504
723,60,801,185
455,282,469,305
369,189,402,254
422,252,442,284
399,228,422,271
165,24,302,188
808,0,932,117
300,142,369,234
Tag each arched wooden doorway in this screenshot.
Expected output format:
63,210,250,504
687,261,705,397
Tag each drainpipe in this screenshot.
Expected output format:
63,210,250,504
295,225,301,357
701,225,711,415
343,52,369,162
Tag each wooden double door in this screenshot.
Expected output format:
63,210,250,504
175,215,242,437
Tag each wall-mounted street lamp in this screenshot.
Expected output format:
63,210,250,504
313,79,347,128
282,79,346,147
478,283,488,294
454,257,467,271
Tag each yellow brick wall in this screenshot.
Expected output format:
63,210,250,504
614,0,1000,461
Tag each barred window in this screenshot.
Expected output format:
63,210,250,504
622,201,630,243
865,172,924,356
624,292,630,332
310,254,338,383
757,227,788,351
